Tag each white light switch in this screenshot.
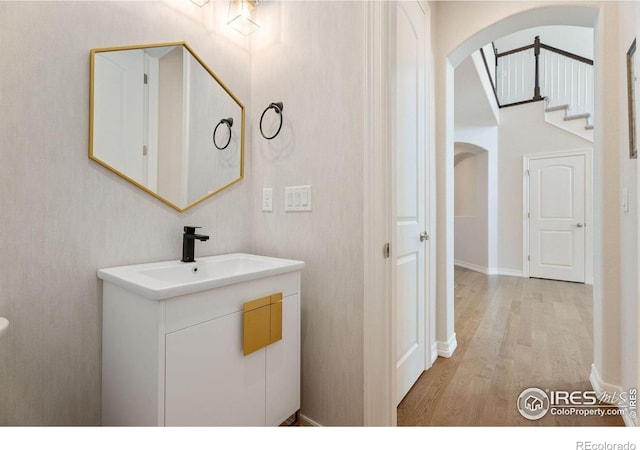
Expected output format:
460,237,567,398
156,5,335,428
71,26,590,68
623,188,630,213
262,188,273,212
285,186,312,212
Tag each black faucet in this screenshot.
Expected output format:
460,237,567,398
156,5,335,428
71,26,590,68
181,226,210,263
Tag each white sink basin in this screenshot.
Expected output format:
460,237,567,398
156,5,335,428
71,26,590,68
98,253,304,300
0,317,8,338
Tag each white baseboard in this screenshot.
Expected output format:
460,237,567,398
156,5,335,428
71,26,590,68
495,268,526,278
590,365,638,427
430,342,438,365
299,413,322,427
437,333,457,358
454,261,525,278
589,363,622,395
454,260,491,274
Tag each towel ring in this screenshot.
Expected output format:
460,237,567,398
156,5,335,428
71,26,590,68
259,102,284,140
213,118,233,150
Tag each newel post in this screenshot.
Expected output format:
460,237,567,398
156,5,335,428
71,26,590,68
533,36,542,100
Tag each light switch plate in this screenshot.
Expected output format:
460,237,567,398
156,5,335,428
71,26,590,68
262,188,273,212
285,186,312,212
622,188,630,213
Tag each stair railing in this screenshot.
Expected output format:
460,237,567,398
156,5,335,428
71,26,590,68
480,36,594,115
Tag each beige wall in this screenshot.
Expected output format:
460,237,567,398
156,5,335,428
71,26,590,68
618,0,638,423
250,1,366,426
497,101,592,274
454,144,490,271
0,1,252,425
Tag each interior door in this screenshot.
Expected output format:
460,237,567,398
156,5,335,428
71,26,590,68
395,1,427,405
529,154,586,283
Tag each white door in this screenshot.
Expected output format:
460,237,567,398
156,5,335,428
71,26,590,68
395,1,428,405
529,155,586,283
93,50,145,183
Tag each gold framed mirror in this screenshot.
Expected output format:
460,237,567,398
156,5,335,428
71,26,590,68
89,42,245,212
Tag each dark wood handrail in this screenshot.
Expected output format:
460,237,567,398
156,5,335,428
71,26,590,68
479,47,501,107
495,43,535,58
495,38,593,65
480,36,593,108
539,43,594,65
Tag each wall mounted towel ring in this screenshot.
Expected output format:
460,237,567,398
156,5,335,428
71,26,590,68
213,118,234,150
260,102,284,140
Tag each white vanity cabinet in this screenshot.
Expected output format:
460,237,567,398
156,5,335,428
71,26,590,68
100,254,302,427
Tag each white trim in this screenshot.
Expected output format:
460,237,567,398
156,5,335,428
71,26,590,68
495,268,526,278
589,365,637,427
437,333,457,358
454,261,527,277
430,342,438,365
522,157,530,278
454,259,492,275
523,148,593,284
299,414,322,427
589,363,623,397
362,0,395,427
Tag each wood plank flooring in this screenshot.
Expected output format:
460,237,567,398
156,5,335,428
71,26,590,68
397,267,624,426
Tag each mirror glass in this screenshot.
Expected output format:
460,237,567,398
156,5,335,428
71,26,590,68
90,42,244,211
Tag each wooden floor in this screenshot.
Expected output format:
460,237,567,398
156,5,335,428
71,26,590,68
397,267,624,426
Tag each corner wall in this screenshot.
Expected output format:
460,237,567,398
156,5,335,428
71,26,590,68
249,1,366,426
617,0,638,425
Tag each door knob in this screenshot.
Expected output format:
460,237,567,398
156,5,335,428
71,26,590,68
576,223,584,228
420,231,430,242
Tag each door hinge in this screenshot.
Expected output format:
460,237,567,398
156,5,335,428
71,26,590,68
143,145,148,156
527,212,530,219
526,169,530,176
144,73,149,85
528,255,531,261
383,243,390,259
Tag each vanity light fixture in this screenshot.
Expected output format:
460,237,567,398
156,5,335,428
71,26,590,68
227,0,260,36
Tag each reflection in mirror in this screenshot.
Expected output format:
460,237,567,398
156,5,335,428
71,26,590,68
90,42,244,212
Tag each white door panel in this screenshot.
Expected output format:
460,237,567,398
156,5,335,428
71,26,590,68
529,155,586,283
395,1,427,405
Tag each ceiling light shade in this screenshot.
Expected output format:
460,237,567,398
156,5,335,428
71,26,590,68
190,0,209,6
227,0,260,36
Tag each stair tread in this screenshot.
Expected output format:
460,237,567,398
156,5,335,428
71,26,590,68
545,104,570,112
564,112,591,121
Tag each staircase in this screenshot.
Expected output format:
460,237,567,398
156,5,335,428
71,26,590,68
480,36,594,142
544,99,593,141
